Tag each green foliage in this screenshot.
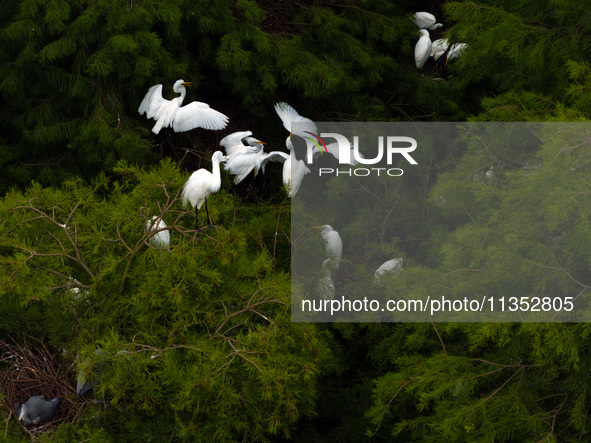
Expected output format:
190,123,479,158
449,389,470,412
0,160,332,440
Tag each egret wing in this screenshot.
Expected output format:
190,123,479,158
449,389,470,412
220,131,253,156
257,151,289,174
274,102,317,135
138,84,165,118
224,152,257,184
173,101,229,132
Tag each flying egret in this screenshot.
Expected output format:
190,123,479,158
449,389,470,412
15,396,60,425
219,131,255,157
274,102,317,138
414,12,442,30
224,137,268,184
145,216,170,249
415,29,432,69
181,151,227,230
138,79,229,134
374,258,403,282
313,225,342,272
446,43,468,65
430,38,449,61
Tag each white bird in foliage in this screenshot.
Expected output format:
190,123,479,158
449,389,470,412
313,225,342,272
415,29,432,69
138,79,229,134
181,151,227,230
430,38,449,61
283,137,311,197
446,43,468,65
145,216,170,249
374,258,403,282
414,12,442,30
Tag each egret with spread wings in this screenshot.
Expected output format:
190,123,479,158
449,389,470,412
138,79,228,134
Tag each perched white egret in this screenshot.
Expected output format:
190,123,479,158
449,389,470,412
181,151,227,230
446,43,468,65
374,258,403,282
430,38,449,61
15,396,60,425
145,216,170,249
414,12,442,30
313,225,342,272
138,79,229,134
415,29,432,69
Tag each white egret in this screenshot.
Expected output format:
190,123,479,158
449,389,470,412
145,216,170,249
446,43,468,65
313,225,342,272
374,258,403,282
223,135,270,184
274,102,317,138
224,145,262,184
181,151,227,230
414,12,442,30
415,29,432,69
138,79,229,134
430,38,449,61
15,396,60,425
219,131,255,157
284,137,311,197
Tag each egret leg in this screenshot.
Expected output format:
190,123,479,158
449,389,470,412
205,198,212,227
195,206,199,231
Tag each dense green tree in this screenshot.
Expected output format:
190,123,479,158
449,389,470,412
0,159,333,440
3,0,591,441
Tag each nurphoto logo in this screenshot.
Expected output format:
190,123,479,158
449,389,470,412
309,132,419,177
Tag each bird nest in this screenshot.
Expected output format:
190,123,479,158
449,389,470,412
0,337,86,437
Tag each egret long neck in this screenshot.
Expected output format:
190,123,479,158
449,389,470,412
212,158,222,190
175,85,186,106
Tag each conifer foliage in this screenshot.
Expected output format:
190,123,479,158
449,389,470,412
0,159,332,440
3,0,591,440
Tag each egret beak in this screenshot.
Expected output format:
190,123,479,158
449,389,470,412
256,140,266,144
182,81,192,87
444,58,449,67
254,169,258,178
221,155,228,162
312,226,323,229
